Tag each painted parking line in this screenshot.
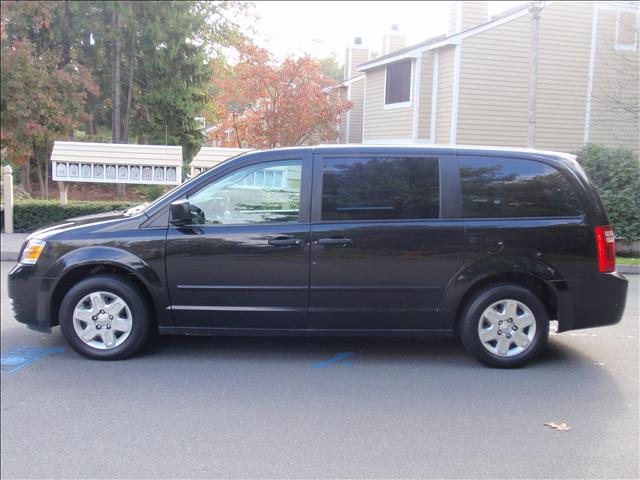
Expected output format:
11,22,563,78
0,346,65,374
312,351,354,368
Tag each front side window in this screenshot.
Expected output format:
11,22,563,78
188,160,302,225
321,157,440,221
460,157,583,218
385,59,412,105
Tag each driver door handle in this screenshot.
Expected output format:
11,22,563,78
268,237,302,247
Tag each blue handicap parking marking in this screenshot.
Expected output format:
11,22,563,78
312,351,355,368
0,346,65,374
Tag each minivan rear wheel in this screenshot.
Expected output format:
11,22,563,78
59,275,151,360
460,284,549,368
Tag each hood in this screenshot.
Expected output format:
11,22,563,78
28,207,147,241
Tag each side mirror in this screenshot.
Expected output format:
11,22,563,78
169,199,192,226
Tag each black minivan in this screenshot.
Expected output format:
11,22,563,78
8,146,628,367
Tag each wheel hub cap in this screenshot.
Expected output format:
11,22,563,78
477,299,537,358
96,313,110,327
72,291,133,350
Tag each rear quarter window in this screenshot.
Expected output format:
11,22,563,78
459,157,583,218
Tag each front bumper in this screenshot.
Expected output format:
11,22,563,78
8,264,55,333
556,272,628,332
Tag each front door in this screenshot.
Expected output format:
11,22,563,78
165,153,311,331
309,153,465,331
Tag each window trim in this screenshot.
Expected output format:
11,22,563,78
311,153,447,224
383,59,413,109
615,10,639,51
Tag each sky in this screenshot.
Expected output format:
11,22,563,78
246,1,528,62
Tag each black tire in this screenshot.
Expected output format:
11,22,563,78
460,284,549,368
59,274,151,360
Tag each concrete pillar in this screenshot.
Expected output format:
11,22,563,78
58,181,69,206
3,165,14,234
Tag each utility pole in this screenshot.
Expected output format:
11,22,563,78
528,2,543,149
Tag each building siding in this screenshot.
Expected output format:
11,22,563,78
417,50,434,140
338,86,348,143
359,1,638,151
349,78,365,143
589,7,640,151
456,13,530,147
346,47,369,80
460,1,489,31
363,65,414,141
435,46,456,144
535,1,593,152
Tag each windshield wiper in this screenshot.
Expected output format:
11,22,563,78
124,203,149,216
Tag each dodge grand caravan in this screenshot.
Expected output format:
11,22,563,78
8,146,628,367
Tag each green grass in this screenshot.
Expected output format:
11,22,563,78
617,257,640,265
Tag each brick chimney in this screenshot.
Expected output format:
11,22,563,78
344,37,369,80
448,1,489,36
381,24,406,55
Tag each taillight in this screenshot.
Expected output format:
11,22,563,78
594,225,616,273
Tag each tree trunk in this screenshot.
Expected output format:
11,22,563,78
138,104,151,144
61,0,71,66
112,10,122,143
123,27,135,143
44,157,49,200
19,162,31,194
35,154,45,199
112,9,124,198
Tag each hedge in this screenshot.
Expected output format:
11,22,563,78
13,200,139,232
576,145,640,245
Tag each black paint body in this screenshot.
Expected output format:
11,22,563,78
8,146,628,337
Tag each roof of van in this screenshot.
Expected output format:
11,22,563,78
239,145,577,163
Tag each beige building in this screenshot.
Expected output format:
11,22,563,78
338,1,639,153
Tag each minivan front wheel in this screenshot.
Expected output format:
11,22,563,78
59,275,151,360
460,284,549,368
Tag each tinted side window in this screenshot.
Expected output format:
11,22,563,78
321,157,439,221
460,157,583,218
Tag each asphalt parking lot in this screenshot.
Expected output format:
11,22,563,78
1,261,638,479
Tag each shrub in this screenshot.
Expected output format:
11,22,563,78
135,184,168,201
576,145,640,244
14,200,138,232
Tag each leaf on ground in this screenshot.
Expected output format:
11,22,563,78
544,422,571,432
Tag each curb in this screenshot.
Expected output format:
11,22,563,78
618,265,640,275
1,251,19,262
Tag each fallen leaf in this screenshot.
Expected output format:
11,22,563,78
544,422,571,432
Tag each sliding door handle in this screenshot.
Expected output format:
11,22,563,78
317,237,353,246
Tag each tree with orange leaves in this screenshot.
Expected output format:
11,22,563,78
211,43,351,149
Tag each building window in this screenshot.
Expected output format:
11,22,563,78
616,11,638,51
385,59,412,106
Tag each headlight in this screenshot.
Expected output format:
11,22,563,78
20,239,46,265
